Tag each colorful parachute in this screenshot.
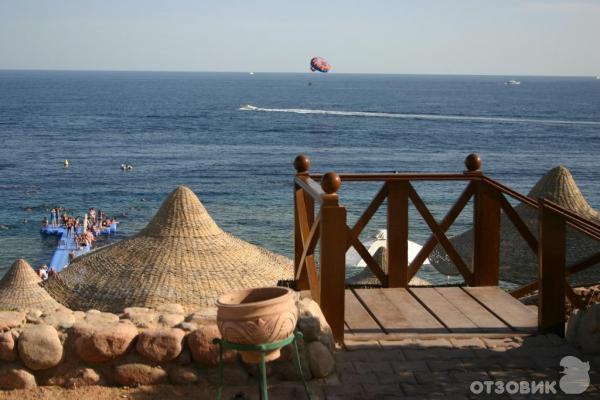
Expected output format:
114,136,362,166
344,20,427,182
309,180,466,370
310,57,331,73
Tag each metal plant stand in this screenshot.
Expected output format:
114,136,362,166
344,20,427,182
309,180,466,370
213,331,311,400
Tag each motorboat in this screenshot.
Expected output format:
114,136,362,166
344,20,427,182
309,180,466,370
240,104,258,111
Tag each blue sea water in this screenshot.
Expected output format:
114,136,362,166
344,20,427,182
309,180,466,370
1,71,599,282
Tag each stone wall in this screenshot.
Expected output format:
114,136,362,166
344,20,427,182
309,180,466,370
0,297,336,390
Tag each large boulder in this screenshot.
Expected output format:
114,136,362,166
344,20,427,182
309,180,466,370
46,367,103,388
306,341,335,378
0,311,26,331
72,321,138,363
0,365,37,390
84,310,119,325
188,323,236,365
0,331,17,362
158,313,185,327
136,328,185,363
186,307,217,325
122,307,158,329
114,363,168,386
42,309,76,330
157,304,185,315
297,297,334,351
168,365,199,385
18,324,63,370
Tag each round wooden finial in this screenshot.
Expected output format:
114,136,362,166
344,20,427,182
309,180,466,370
321,172,341,194
293,154,311,173
465,153,482,172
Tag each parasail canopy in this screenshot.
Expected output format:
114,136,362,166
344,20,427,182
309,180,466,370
310,57,331,73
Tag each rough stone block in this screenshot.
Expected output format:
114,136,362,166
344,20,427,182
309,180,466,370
0,331,17,362
114,363,168,386
0,365,37,390
136,328,185,363
18,324,63,370
72,321,138,363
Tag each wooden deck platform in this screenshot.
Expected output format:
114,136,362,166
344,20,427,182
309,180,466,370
343,286,538,340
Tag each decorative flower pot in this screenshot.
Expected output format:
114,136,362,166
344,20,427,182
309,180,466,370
216,287,298,363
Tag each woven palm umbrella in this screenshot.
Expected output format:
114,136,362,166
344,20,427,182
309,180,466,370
430,166,600,285
0,259,64,312
44,186,293,313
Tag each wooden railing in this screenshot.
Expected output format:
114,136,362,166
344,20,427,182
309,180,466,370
293,154,599,342
511,199,600,335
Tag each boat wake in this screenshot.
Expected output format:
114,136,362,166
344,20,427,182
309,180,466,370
239,105,600,126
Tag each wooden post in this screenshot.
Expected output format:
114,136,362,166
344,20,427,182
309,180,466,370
468,154,501,286
538,200,566,337
319,172,346,344
294,155,312,291
387,181,409,287
472,182,501,285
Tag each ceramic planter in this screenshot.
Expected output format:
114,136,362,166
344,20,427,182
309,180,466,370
216,287,298,363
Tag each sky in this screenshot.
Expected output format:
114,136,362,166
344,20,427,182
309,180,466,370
0,0,599,76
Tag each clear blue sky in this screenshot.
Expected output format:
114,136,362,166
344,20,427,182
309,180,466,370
1,0,599,76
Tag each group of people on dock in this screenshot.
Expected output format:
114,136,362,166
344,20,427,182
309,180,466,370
42,207,118,232
41,206,118,250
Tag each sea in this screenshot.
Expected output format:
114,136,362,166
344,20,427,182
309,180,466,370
1,71,599,283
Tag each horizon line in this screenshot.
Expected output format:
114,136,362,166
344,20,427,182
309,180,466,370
0,68,597,79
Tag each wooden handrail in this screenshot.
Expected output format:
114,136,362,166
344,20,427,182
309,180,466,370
295,175,326,204
541,199,600,240
309,172,480,182
482,176,538,208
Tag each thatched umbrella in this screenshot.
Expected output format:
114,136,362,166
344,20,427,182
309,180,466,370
44,186,293,312
0,259,64,312
347,246,430,286
430,166,600,285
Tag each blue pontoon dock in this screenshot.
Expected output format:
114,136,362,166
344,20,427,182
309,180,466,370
41,223,117,272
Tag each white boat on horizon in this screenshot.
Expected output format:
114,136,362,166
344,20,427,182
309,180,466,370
505,80,521,85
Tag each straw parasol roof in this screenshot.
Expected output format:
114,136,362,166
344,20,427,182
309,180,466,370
347,247,430,286
0,259,64,312
430,166,600,285
44,186,293,312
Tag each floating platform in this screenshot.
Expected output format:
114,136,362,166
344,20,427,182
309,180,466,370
41,223,117,272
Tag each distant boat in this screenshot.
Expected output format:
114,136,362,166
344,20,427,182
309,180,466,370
240,104,258,111
249,72,254,75
505,80,521,85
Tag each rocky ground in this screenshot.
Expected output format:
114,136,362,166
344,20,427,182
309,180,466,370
3,334,599,399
